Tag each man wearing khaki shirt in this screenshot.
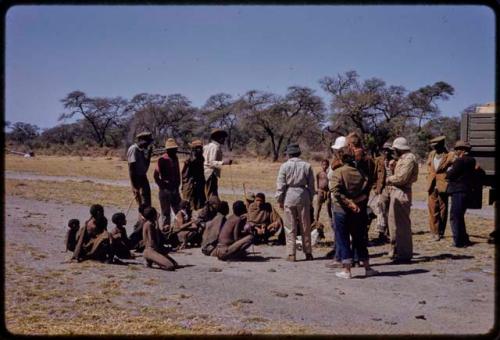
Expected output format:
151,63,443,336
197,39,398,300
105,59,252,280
203,129,232,199
275,143,315,262
386,137,419,262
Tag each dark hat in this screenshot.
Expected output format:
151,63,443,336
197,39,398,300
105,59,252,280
454,140,471,151
210,129,228,140
430,136,446,145
285,143,301,155
136,131,153,141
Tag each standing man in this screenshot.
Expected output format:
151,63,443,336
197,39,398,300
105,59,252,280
426,136,455,241
203,129,232,199
386,137,419,262
315,159,332,224
154,138,181,227
370,142,394,244
446,141,475,248
127,132,154,208
276,143,315,262
181,139,206,210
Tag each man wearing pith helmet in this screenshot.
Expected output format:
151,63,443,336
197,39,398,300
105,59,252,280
386,137,419,262
275,143,315,262
203,129,232,199
426,136,455,241
127,131,154,208
154,138,181,226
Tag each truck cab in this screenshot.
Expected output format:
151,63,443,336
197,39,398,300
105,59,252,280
461,102,496,204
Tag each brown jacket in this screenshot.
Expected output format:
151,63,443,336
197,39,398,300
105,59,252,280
331,163,368,213
426,150,455,193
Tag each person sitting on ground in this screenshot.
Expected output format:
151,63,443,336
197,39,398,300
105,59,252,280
200,201,230,256
128,204,148,252
142,207,178,271
247,193,284,244
65,219,80,252
212,201,254,261
110,212,134,259
72,204,114,263
196,195,221,225
244,191,256,209
171,200,202,249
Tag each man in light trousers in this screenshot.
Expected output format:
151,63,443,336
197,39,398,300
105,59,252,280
386,137,419,262
276,143,315,262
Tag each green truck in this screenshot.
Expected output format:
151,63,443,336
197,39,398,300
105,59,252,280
460,102,496,204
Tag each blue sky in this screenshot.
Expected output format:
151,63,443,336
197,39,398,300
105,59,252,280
6,5,495,129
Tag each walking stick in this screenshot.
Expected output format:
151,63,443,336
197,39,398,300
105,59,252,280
125,194,136,218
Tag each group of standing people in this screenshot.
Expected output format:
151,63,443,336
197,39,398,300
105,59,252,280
65,127,482,278
275,132,480,279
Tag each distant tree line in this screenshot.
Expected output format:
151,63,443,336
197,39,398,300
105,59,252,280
6,70,463,161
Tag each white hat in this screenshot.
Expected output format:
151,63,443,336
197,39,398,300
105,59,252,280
392,137,410,151
331,136,347,150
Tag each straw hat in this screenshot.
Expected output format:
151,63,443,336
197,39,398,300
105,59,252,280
164,138,179,149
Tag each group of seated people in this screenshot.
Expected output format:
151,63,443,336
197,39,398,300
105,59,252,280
65,192,287,270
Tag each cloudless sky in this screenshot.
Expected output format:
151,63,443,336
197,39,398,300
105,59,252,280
6,5,495,128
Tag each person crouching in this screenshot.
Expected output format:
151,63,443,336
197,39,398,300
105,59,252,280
212,201,254,261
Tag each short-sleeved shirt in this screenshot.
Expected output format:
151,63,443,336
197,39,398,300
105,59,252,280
127,144,151,176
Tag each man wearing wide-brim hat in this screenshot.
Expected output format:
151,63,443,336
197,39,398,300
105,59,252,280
127,131,154,208
445,140,475,247
275,143,315,262
426,136,455,241
369,141,395,245
385,137,419,262
181,139,206,210
154,138,181,226
203,129,232,199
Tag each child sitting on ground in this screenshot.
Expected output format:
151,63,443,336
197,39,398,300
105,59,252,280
110,212,134,259
65,219,80,252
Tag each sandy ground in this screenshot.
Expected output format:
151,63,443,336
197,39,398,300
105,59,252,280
4,194,496,336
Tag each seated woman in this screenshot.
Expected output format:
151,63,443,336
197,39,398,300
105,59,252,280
72,204,113,263
142,207,179,271
247,193,284,244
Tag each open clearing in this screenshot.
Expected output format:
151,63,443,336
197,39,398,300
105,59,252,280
3,155,497,335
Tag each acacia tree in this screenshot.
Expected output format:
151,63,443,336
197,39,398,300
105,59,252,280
129,93,199,147
60,91,131,147
320,70,454,151
7,122,40,144
239,86,325,161
202,93,239,150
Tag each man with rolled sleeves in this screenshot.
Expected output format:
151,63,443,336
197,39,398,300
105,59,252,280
203,129,232,199
127,132,154,208
154,138,181,226
275,143,315,262
426,136,455,241
386,137,419,262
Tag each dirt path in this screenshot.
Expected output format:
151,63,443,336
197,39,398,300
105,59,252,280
4,195,495,335
5,171,495,219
